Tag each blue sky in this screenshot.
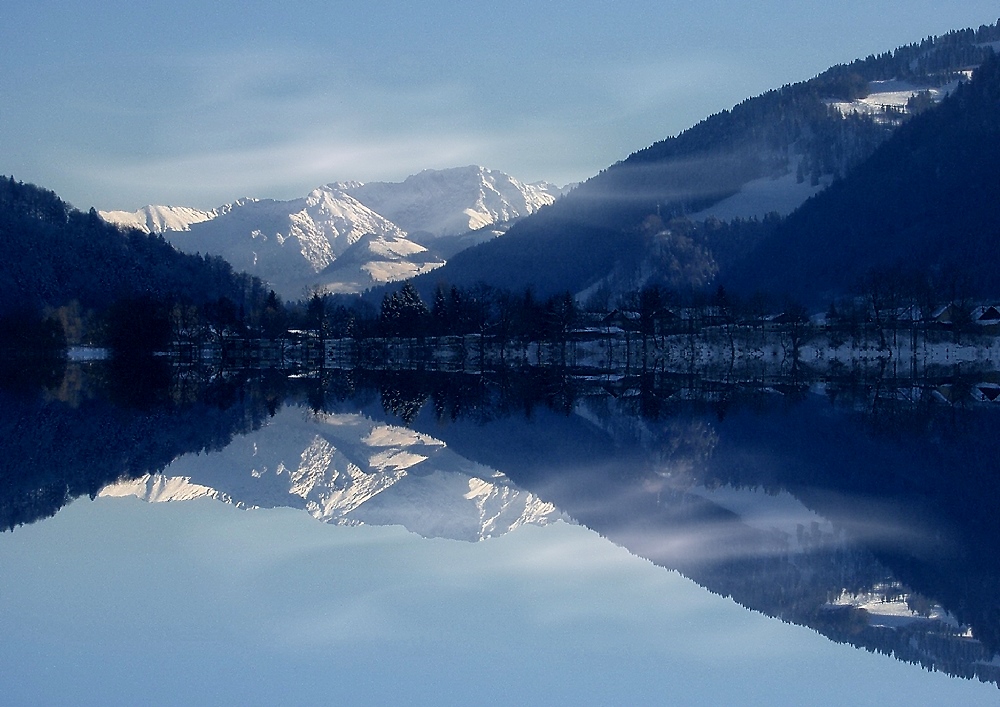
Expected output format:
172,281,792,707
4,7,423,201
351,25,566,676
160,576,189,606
3,2,997,210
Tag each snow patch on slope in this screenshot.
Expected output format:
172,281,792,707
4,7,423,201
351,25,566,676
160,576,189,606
825,77,966,118
315,231,444,294
828,586,963,630
689,168,831,222
688,485,839,553
101,205,217,234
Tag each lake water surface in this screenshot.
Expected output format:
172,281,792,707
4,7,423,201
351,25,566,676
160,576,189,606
3,364,999,705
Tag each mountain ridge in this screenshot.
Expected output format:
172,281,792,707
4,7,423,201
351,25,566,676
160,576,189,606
101,166,565,300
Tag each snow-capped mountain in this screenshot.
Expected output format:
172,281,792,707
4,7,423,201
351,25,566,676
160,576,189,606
100,166,563,300
337,166,563,238
100,405,564,542
160,185,412,298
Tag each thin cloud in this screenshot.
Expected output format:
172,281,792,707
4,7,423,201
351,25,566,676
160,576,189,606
77,130,497,209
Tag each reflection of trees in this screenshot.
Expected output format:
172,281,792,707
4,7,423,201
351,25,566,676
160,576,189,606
0,362,279,530
0,308,68,393
312,368,586,428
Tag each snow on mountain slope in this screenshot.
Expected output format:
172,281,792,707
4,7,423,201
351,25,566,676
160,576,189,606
99,166,558,299
826,77,967,118
156,185,406,299
827,586,961,630
100,405,563,541
688,165,832,222
101,204,217,234
315,231,444,294
339,165,564,237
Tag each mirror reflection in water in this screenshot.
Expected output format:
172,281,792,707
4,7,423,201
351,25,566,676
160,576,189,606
3,359,1000,704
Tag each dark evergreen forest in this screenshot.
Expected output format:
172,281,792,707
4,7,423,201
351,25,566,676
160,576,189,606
0,177,274,352
725,52,1000,305
413,21,1000,304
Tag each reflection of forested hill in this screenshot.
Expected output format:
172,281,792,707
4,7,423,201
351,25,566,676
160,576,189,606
0,363,276,529
701,395,1000,653
391,373,1000,686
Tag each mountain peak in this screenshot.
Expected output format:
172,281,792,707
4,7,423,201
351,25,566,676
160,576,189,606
340,165,564,237
99,166,559,299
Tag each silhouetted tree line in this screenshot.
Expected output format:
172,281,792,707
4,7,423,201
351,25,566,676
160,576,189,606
305,281,583,349
825,21,1000,85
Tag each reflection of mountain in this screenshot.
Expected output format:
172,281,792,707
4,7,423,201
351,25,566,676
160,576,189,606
10,362,1000,686
101,405,562,542
387,377,1000,686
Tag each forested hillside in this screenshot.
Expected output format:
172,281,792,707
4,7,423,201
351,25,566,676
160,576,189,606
0,178,269,315
416,21,1000,302
725,52,1000,305
0,178,274,349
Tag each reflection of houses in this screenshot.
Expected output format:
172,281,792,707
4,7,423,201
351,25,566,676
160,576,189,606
931,382,1000,405
974,383,1000,403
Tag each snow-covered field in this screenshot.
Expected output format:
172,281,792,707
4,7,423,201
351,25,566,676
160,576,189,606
826,75,969,118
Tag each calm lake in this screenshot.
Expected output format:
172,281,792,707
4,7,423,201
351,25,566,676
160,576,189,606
3,362,1000,705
